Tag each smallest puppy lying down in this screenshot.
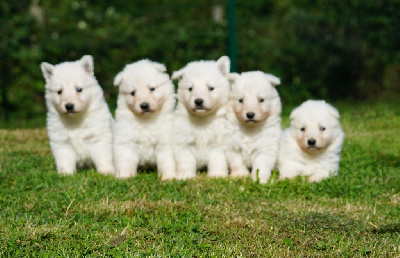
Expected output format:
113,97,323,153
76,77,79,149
226,71,282,184
278,100,345,182
113,59,176,180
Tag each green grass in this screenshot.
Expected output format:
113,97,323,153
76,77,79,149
1,99,399,256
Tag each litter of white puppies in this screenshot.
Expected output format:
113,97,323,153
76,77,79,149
40,55,344,183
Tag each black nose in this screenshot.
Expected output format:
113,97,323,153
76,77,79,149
308,138,316,146
246,112,255,119
140,102,150,111
65,103,74,111
194,98,203,107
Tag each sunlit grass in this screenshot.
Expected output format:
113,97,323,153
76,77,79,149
0,98,399,256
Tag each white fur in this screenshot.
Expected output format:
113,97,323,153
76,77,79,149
278,100,345,182
40,55,115,175
226,71,282,184
172,56,231,179
113,59,176,180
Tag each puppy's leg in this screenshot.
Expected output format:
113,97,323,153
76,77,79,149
89,141,115,175
308,170,331,182
175,148,196,180
251,154,275,184
278,161,300,181
208,147,228,178
52,144,76,175
227,151,249,177
156,147,176,180
114,143,139,178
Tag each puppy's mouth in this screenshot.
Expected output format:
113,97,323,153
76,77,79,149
141,110,153,114
193,106,208,113
245,119,257,124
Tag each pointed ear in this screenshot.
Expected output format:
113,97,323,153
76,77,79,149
80,55,94,76
171,68,185,80
227,73,240,84
216,56,230,76
114,72,123,86
264,73,281,87
152,62,167,73
40,62,54,83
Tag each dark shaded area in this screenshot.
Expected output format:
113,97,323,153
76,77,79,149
1,0,399,125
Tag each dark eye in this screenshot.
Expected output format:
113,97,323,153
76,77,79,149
57,90,62,95
188,87,193,92
131,91,135,96
320,126,326,131
238,98,243,103
301,127,305,132
76,88,82,93
258,98,264,103
149,87,155,92
208,86,214,91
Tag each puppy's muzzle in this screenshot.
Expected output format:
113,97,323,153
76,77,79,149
140,102,150,112
194,98,204,108
245,112,257,123
65,103,74,113
307,138,316,147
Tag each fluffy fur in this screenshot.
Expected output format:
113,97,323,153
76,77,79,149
226,71,282,184
113,59,176,180
40,55,115,175
171,56,231,179
278,100,345,182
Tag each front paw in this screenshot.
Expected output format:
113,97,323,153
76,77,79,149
308,173,328,182
208,169,228,178
230,168,249,178
115,170,136,179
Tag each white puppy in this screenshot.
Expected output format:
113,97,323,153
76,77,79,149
172,56,231,179
278,100,344,182
40,55,115,175
113,60,176,180
226,71,282,184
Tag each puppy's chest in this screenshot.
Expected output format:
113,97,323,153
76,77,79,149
190,124,223,147
131,123,166,146
229,129,261,157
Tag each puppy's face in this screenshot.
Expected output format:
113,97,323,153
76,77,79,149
41,55,95,116
114,60,173,116
290,100,341,153
173,56,230,116
229,71,281,125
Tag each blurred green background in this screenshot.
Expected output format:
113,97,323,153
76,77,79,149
1,0,399,127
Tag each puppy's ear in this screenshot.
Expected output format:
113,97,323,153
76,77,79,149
227,73,240,84
152,62,167,73
327,103,340,119
40,62,54,83
216,56,230,76
264,73,281,87
289,106,299,120
80,55,94,76
171,69,185,80
114,72,123,86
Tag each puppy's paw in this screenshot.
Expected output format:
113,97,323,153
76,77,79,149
230,168,249,178
208,169,229,178
308,173,327,183
115,170,136,179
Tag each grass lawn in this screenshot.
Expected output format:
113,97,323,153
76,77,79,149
0,99,399,256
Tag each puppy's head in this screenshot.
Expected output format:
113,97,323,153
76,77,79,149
290,100,341,153
114,60,174,116
172,56,230,116
228,71,281,126
41,55,96,116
